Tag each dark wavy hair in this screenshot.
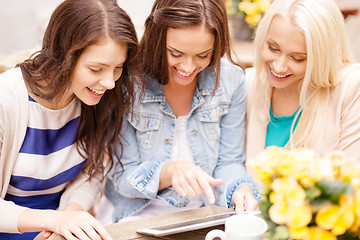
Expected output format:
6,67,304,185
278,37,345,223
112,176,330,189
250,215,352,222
18,0,140,179
140,0,234,88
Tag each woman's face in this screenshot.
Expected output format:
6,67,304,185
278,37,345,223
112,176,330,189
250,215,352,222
261,15,307,93
69,38,128,106
166,25,215,87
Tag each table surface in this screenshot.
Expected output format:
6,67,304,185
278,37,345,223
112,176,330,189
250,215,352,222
54,206,233,240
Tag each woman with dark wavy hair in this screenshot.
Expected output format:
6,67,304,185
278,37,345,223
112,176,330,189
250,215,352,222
0,0,139,239
98,0,260,224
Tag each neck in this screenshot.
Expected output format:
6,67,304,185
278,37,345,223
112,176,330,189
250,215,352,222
271,87,300,117
162,80,197,118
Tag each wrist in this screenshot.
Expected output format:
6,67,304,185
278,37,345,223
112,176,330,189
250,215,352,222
238,184,252,193
159,161,173,190
63,202,84,211
18,209,57,233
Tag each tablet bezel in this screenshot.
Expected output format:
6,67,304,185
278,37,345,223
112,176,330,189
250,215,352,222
136,211,236,237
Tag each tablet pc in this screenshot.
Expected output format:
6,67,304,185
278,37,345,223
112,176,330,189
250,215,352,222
136,211,236,237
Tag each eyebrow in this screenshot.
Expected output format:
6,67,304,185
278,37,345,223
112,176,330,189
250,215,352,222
167,46,214,55
88,60,126,67
267,40,307,56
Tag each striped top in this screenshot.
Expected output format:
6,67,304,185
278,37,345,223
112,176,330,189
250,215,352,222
1,96,85,239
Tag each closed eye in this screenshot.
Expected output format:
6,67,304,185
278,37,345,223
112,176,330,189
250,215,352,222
198,54,210,59
268,44,279,52
169,51,181,58
292,57,306,63
89,68,101,73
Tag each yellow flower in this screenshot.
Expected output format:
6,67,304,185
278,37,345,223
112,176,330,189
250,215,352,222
230,0,273,27
289,226,308,239
287,204,312,229
269,177,311,230
308,156,336,182
316,195,355,236
269,202,288,224
247,146,281,182
271,177,306,204
355,190,360,219
250,147,360,237
350,191,360,231
238,1,257,16
255,0,272,12
305,227,337,240
316,204,340,230
245,13,262,26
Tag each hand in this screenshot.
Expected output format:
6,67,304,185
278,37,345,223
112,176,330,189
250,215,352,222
33,231,48,240
232,184,259,213
33,231,57,240
160,161,223,204
47,211,112,240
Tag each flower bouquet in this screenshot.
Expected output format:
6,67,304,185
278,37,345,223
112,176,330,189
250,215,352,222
226,0,272,27
247,146,360,240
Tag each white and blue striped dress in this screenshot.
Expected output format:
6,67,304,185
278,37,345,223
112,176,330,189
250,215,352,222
1,95,85,240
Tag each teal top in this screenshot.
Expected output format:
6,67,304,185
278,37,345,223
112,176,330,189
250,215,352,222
265,103,302,148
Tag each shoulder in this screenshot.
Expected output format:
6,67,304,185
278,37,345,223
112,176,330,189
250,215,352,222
0,67,26,97
219,58,245,76
244,67,255,89
218,58,246,92
0,68,28,112
335,64,360,96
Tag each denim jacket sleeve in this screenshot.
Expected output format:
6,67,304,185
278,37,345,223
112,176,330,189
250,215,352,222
212,63,261,208
108,116,166,199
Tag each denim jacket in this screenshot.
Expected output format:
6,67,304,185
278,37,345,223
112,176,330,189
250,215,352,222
104,58,261,223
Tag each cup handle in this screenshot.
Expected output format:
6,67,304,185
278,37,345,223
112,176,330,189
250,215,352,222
205,229,225,240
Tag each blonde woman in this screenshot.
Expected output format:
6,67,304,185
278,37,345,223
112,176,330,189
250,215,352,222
246,0,360,160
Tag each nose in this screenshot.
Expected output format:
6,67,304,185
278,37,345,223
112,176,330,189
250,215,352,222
180,57,196,73
99,72,116,90
272,55,288,74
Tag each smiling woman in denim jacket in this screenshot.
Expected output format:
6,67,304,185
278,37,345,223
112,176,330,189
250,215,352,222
96,0,261,224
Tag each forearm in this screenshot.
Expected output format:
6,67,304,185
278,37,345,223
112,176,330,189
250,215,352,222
18,205,112,240
17,208,58,233
18,203,85,233
0,199,28,233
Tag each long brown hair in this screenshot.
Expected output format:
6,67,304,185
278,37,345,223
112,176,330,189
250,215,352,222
140,0,233,89
18,0,140,179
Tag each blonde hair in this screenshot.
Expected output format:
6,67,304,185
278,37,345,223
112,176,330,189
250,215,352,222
251,0,354,148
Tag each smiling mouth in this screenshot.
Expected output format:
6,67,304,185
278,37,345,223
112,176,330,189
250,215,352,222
270,68,290,78
174,67,196,78
87,87,105,95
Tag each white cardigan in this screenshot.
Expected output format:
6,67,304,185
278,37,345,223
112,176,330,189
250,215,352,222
0,68,102,233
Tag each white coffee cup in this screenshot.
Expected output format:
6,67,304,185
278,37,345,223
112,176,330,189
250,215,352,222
205,214,267,240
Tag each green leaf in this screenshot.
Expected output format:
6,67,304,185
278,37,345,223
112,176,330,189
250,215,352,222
305,185,321,200
337,231,360,240
264,225,292,240
259,198,272,222
315,180,350,204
